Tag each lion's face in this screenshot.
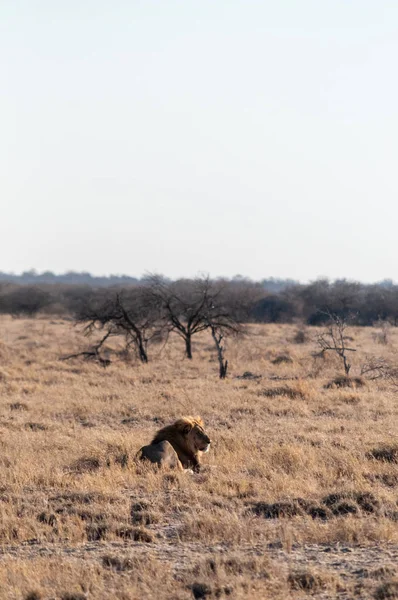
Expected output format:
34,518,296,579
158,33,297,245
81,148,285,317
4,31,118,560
184,421,211,454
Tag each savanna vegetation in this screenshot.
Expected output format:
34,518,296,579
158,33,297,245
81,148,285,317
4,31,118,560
1,274,398,327
1,307,398,598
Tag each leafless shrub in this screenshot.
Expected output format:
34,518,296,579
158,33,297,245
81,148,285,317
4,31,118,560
361,357,398,384
316,311,356,376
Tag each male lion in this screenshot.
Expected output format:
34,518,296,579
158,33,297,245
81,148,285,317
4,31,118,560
136,416,211,473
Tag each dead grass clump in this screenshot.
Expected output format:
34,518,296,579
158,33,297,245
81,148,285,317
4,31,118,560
221,557,269,577
339,393,361,405
381,474,398,487
131,500,150,512
131,510,159,525
293,329,308,344
24,422,47,431
252,491,383,521
115,526,154,542
375,580,398,600
372,566,397,580
260,386,305,399
268,445,308,475
105,444,129,468
50,491,108,506
69,456,102,474
330,501,358,516
102,555,135,571
179,513,252,544
355,492,382,513
190,582,213,599
75,509,108,523
130,500,160,525
25,593,41,600
86,522,108,541
325,376,366,389
272,354,293,365
322,491,380,515
288,569,335,593
368,447,398,464
192,554,271,596
37,512,57,527
251,500,305,519
235,371,262,380
121,416,139,425
9,402,28,411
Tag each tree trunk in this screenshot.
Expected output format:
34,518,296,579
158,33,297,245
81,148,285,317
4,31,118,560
135,333,148,363
185,334,192,359
343,355,350,376
210,326,228,379
219,359,228,379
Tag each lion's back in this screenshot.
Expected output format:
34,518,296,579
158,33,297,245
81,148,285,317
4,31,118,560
136,440,182,469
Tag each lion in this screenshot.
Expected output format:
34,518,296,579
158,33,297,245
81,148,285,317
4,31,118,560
136,416,211,473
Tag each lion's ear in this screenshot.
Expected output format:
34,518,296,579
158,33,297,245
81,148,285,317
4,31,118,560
182,423,193,435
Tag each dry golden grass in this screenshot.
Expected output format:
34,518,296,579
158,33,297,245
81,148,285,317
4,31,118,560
0,317,398,598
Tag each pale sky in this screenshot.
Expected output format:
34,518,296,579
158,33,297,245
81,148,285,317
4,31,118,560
1,1,398,282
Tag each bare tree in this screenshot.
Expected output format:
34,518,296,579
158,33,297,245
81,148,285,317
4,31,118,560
316,311,356,376
204,283,246,378
147,276,215,359
60,328,113,367
147,275,249,362
63,286,162,364
209,324,228,379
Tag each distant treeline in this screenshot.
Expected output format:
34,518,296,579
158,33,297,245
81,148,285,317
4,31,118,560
0,275,398,326
0,270,140,287
0,270,295,292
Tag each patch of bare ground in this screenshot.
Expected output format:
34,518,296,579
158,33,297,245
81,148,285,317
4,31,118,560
0,318,398,598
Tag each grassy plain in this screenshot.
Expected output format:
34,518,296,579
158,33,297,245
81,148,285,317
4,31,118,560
0,316,398,599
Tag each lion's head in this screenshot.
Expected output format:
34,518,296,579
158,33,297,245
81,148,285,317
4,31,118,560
151,416,211,471
176,416,211,453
